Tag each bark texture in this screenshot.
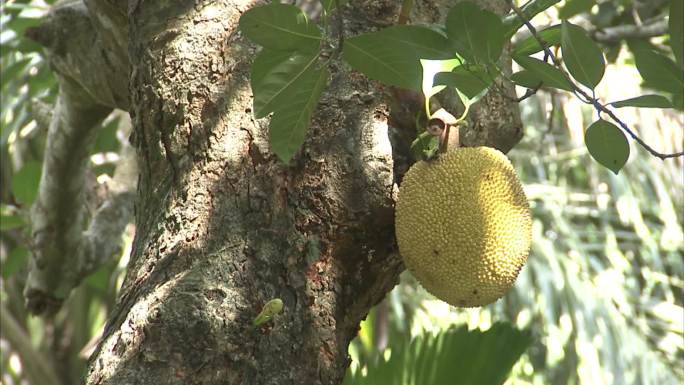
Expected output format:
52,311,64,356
23,0,131,314
23,0,522,384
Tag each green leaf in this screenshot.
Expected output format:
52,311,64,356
445,2,506,64
1,57,32,90
434,64,493,99
268,66,328,163
253,298,284,327
0,215,25,231
513,24,562,56
670,0,683,67
28,61,56,97
1,205,25,231
12,161,42,205
673,92,684,110
343,25,454,91
513,55,574,91
6,15,43,39
592,2,618,29
561,21,605,88
510,70,543,88
0,212,24,231
410,131,440,161
320,0,332,12
604,43,622,64
421,58,460,99
584,119,629,174
343,323,532,385
611,95,673,109
319,0,347,12
239,3,321,52
502,0,562,38
94,116,121,153
558,0,595,19
251,50,319,118
2,247,29,279
628,40,684,94
84,262,115,292
456,86,489,112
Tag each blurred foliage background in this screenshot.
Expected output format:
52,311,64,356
1,0,682,384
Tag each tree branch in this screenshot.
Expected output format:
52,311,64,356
80,143,136,277
23,1,134,315
24,82,112,315
506,0,684,160
592,19,668,43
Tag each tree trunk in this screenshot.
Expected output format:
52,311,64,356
53,1,521,384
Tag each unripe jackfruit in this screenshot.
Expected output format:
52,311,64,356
395,147,532,307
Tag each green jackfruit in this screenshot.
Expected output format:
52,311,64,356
395,146,532,307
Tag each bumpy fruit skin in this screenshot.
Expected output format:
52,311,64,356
395,146,532,307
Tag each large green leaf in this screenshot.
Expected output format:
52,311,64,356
0,205,25,231
421,58,460,100
670,0,683,67
11,161,42,205
268,66,328,163
434,65,493,99
251,50,319,118
1,247,29,279
343,25,454,91
344,323,532,385
673,92,684,110
5,15,43,40
0,215,25,231
510,70,543,89
1,57,32,90
611,95,673,109
513,24,562,56
28,60,57,98
445,2,506,64
239,3,321,52
513,55,574,91
561,21,605,88
558,0,595,19
584,119,629,174
628,40,684,94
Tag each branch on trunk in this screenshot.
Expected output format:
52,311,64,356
23,1,133,315
25,1,129,109
24,82,109,315
80,144,137,276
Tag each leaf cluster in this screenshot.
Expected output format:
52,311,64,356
239,0,683,172
344,323,532,385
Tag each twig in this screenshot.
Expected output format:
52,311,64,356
542,90,558,144
506,0,684,160
0,303,62,385
487,60,540,102
502,0,561,38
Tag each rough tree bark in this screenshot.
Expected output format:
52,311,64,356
25,0,522,384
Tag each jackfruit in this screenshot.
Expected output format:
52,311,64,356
395,146,532,307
